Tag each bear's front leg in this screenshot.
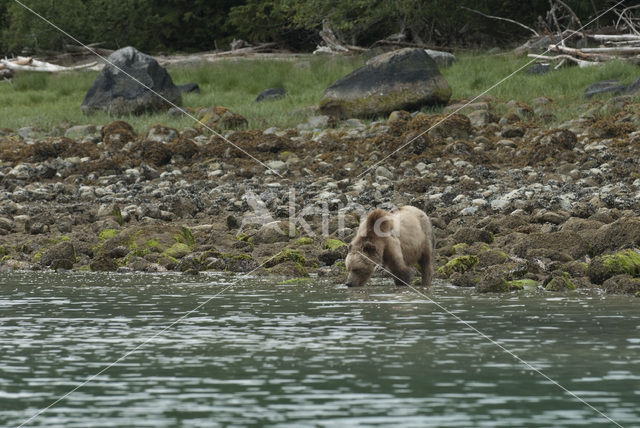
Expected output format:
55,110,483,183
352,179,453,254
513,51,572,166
383,245,413,286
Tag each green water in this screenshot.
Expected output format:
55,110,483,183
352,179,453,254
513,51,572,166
1,272,639,427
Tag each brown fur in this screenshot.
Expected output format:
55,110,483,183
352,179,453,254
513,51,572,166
345,206,435,288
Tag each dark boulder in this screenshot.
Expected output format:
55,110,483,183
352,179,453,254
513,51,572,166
82,46,182,115
256,87,287,102
319,48,451,119
177,83,201,94
585,80,626,99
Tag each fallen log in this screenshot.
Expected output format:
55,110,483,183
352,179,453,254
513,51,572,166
528,53,600,67
0,56,98,72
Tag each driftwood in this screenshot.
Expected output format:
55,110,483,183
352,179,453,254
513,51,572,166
528,53,598,68
315,21,368,54
0,56,98,72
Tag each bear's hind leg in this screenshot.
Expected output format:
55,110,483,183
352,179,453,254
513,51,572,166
420,249,433,288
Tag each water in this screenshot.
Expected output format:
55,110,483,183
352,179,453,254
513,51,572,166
1,272,639,428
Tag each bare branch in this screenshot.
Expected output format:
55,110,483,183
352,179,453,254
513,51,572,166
461,7,539,37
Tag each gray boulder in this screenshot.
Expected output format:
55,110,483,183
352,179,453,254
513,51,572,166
319,48,451,119
585,79,626,99
81,46,182,115
424,49,457,68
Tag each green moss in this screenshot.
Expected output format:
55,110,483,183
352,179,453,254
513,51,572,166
602,250,640,275
452,243,468,254
174,226,196,247
325,238,347,250
236,233,250,242
296,237,314,246
0,245,6,257
113,206,124,226
1,255,11,263
280,277,313,285
74,265,91,272
589,249,640,284
438,255,478,277
507,279,538,291
33,252,42,263
163,243,192,259
145,239,161,248
59,236,70,242
267,248,307,267
545,272,576,291
99,229,119,241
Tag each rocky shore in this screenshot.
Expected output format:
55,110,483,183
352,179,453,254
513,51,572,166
2,95,640,295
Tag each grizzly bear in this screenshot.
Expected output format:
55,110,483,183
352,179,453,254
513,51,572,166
345,206,435,287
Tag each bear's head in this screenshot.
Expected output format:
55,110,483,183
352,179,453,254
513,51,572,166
345,240,380,287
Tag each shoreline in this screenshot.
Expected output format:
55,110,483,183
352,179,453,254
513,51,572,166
1,96,640,295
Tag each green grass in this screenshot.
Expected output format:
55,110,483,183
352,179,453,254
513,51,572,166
442,53,640,123
0,52,638,134
0,55,365,133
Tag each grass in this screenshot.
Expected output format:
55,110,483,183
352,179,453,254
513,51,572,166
0,51,638,134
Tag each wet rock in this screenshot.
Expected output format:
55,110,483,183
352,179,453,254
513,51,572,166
601,274,640,295
588,249,640,284
318,245,348,266
511,231,589,261
82,46,182,115
543,271,576,291
40,241,75,269
438,255,478,277
320,48,451,118
256,87,286,102
90,255,118,272
590,217,640,254
252,221,288,244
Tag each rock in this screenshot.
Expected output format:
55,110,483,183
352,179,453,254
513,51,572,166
40,241,75,269
81,46,182,115
255,87,287,102
590,217,640,255
501,125,525,138
64,125,98,139
101,120,136,150
319,48,451,118
438,255,478,277
147,124,179,143
588,249,640,284
319,245,348,266
453,227,493,244
177,83,200,94
90,255,118,272
375,166,394,180
526,63,551,75
252,221,288,244
544,272,576,291
585,79,626,99
266,160,287,174
424,49,457,68
511,231,589,261
602,274,640,295
197,106,248,130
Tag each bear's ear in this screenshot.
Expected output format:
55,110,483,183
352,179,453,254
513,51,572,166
362,242,376,255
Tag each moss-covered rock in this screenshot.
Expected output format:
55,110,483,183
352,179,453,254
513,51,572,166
438,255,478,277
507,279,538,291
268,261,309,277
295,237,314,246
544,272,576,291
99,228,119,241
163,243,192,259
266,248,306,268
324,238,347,250
453,227,493,245
588,249,640,284
90,255,118,272
477,249,510,268
602,274,640,295
40,241,75,269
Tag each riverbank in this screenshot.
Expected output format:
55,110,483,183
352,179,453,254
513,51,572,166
2,87,640,295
